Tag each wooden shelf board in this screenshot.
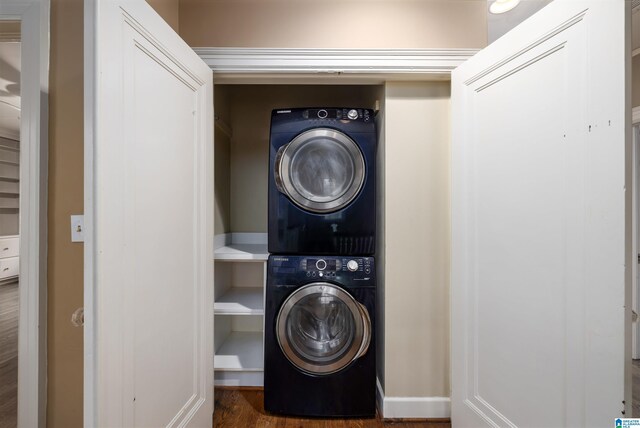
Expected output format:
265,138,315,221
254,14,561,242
215,287,264,315
214,331,263,371
0,177,19,183
214,243,268,261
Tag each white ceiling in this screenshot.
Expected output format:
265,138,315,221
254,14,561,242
487,0,553,45
0,41,21,141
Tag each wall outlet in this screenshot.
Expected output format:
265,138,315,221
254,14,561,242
71,215,84,242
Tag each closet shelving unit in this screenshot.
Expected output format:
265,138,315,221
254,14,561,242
0,142,19,214
213,107,268,386
214,233,268,386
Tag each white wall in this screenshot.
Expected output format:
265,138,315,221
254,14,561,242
379,82,451,413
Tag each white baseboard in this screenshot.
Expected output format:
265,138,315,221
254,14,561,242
376,377,451,419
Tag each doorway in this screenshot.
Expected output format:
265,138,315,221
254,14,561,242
0,20,21,428
0,1,48,427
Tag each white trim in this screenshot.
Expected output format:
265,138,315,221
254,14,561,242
0,1,49,428
633,125,639,359
194,47,479,80
633,107,640,125
376,377,451,419
83,0,96,425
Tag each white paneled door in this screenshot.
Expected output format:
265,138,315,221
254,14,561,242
451,1,628,427
84,0,214,426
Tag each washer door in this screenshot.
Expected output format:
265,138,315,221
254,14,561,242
275,128,365,213
276,282,371,375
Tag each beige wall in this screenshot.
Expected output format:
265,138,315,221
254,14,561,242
214,85,231,235
179,0,486,49
47,0,85,426
146,0,179,31
381,81,451,397
46,1,179,426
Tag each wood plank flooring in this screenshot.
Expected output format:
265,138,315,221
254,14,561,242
0,281,18,428
213,388,451,428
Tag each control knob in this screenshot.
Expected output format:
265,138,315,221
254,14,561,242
347,260,359,272
316,259,327,271
347,109,358,120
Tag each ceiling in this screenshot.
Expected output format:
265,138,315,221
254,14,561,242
487,0,553,45
0,40,21,141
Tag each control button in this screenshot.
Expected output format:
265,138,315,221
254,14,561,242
319,272,323,277
347,109,358,120
318,109,328,119
306,272,311,277
316,259,327,271
347,260,358,272
365,268,371,274
312,271,317,277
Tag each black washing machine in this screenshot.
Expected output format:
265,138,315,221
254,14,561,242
268,108,377,256
264,254,376,417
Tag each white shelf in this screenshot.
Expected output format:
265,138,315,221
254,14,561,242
214,243,268,261
215,287,263,315
214,331,263,372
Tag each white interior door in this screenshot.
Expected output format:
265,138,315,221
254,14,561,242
451,1,629,427
84,1,214,426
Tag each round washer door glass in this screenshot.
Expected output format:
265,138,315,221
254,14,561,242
277,128,365,213
276,282,371,375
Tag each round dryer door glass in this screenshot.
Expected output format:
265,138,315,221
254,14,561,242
277,129,365,213
276,283,371,375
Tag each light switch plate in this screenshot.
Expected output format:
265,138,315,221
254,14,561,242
71,215,84,242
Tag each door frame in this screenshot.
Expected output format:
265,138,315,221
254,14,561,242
633,107,640,359
0,1,49,428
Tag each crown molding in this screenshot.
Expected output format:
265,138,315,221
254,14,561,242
193,47,480,80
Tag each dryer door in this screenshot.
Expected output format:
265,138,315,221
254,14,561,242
276,282,371,375
275,128,365,213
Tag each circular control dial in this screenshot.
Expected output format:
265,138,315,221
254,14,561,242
347,260,359,272
347,109,358,120
316,259,327,271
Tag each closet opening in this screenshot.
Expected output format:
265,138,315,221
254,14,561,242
212,83,384,387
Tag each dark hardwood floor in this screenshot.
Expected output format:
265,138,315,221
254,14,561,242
0,281,18,428
213,388,451,428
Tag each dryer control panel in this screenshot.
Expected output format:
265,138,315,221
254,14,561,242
268,255,375,287
302,108,372,123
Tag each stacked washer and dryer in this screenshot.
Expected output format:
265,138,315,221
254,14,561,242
265,107,377,417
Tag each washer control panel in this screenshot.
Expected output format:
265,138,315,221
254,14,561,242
300,257,373,278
